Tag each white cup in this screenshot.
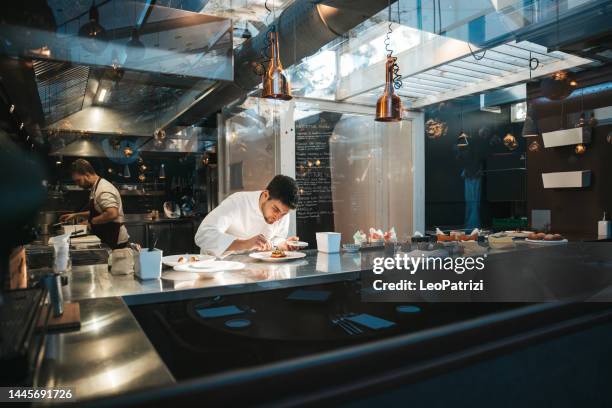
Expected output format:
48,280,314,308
137,248,163,280
316,232,341,253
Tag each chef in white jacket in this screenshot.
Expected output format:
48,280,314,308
195,175,301,256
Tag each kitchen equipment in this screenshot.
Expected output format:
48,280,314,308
70,235,101,246
137,248,162,280
598,212,611,238
163,201,181,218
249,251,307,262
316,232,341,253
63,224,87,235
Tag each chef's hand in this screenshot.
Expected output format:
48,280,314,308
279,236,300,251
246,234,272,251
59,213,77,223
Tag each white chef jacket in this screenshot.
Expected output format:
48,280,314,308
195,191,290,256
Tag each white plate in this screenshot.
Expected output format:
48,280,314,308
162,254,215,267
287,241,309,248
525,238,568,245
173,261,245,277
249,251,307,262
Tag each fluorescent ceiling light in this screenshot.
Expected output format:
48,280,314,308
97,88,108,102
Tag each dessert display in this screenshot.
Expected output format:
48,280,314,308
353,227,397,246
270,248,287,258
527,232,564,241
436,228,479,242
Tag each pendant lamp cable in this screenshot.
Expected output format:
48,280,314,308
253,0,275,76
383,0,402,89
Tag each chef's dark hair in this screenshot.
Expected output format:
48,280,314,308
266,175,298,209
71,159,97,175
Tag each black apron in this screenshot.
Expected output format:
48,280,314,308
89,178,127,249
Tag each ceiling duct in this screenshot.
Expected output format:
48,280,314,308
170,0,394,127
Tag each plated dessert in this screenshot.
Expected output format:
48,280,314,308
270,248,287,258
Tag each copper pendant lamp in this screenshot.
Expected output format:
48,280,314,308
375,56,402,122
262,30,292,100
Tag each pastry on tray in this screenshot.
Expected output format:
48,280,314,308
527,232,564,241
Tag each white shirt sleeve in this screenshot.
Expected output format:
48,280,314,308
270,214,291,247
194,197,238,257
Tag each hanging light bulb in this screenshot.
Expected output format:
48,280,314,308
138,174,146,182
123,146,134,158
78,1,108,54
123,164,131,179
528,140,541,152
575,144,586,155
375,57,402,122
262,30,292,100
159,164,166,180
503,133,518,150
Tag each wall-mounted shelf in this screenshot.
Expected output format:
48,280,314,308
542,170,591,189
542,127,591,148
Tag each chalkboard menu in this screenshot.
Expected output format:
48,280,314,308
295,112,342,246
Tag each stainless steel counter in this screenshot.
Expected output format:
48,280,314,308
60,249,365,306
34,296,175,404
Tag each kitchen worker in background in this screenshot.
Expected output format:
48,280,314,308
59,159,135,274
195,175,300,257
60,159,129,248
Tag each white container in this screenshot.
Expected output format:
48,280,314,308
62,224,87,235
137,248,162,280
542,170,591,189
598,221,611,238
542,127,591,148
316,232,341,253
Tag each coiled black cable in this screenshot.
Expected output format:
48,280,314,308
384,1,403,90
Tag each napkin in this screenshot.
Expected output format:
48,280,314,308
347,314,396,330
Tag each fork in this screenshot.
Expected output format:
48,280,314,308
338,315,363,334
330,316,358,335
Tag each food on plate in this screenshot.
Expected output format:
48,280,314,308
189,256,199,262
177,256,186,264
270,248,286,258
527,232,564,241
437,231,477,242
488,235,515,249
